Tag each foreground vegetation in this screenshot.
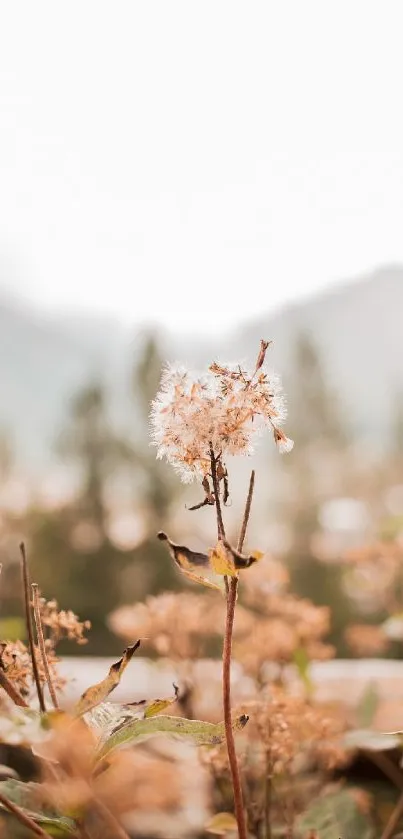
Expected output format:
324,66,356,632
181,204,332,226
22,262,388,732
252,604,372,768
0,342,402,837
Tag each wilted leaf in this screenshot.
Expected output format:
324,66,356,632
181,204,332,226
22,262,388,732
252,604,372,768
157,531,224,591
356,682,380,728
209,541,238,576
97,713,249,761
87,685,180,742
129,683,180,718
74,641,140,717
296,788,375,839
343,729,402,751
158,531,259,590
206,812,238,835
0,780,76,835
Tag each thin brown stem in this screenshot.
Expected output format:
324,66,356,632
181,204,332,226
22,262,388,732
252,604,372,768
221,472,256,839
0,790,52,837
91,797,131,839
32,583,59,710
223,576,247,839
0,667,29,708
237,470,255,553
380,790,403,839
209,443,225,541
265,761,272,839
19,543,46,713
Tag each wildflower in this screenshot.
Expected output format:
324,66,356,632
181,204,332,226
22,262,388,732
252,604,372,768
150,341,293,483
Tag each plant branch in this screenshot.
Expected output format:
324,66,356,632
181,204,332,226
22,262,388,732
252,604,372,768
209,443,225,541
237,470,255,553
32,583,59,710
380,790,403,839
91,796,131,839
0,790,52,837
19,543,46,713
223,577,247,839
220,472,255,839
0,667,29,708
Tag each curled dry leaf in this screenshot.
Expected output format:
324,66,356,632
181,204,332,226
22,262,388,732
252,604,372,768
74,641,141,717
157,532,224,591
158,532,262,589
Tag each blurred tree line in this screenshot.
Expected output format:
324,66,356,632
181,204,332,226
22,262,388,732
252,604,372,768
0,331,402,655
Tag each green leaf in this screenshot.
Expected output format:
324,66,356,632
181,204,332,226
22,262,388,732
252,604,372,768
0,780,76,835
356,682,380,728
97,713,249,761
293,647,313,694
296,788,375,839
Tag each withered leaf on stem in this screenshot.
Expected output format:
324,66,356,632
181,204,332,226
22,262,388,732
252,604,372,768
157,532,224,591
74,641,141,717
158,532,262,589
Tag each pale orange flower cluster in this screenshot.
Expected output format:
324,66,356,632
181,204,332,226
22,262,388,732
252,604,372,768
0,639,64,698
150,343,293,483
39,597,91,645
109,592,253,661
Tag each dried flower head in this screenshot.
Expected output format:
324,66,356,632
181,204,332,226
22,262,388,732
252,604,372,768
150,341,293,482
110,592,253,661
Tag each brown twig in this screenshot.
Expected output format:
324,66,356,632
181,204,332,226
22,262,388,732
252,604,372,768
19,543,46,713
0,667,29,708
380,790,403,839
0,789,52,837
91,796,131,839
218,467,256,839
32,583,59,710
209,443,226,541
237,470,255,553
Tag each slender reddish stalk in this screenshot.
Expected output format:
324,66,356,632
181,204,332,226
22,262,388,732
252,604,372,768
212,448,255,839
222,576,247,839
19,543,46,712
380,790,403,839
0,790,52,837
32,583,59,709
91,797,131,839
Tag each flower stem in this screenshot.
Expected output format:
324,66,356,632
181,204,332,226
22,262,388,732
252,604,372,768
380,791,403,839
0,790,52,837
19,543,46,713
209,443,225,541
0,667,29,708
219,468,255,839
32,583,59,710
223,575,247,839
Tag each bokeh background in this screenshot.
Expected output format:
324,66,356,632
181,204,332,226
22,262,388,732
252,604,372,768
1,2,403,657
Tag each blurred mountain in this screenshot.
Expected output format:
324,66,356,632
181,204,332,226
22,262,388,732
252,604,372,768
0,264,401,473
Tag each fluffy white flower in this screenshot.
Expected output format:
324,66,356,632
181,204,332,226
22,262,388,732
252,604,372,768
150,343,293,482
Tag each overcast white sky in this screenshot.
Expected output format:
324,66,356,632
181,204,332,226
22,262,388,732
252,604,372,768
0,2,402,334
